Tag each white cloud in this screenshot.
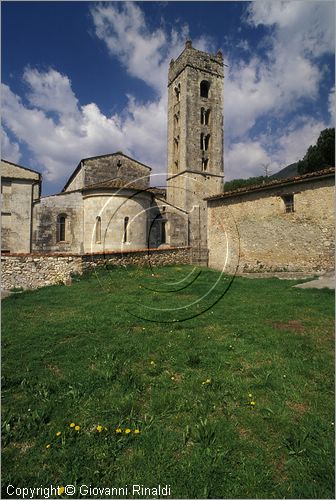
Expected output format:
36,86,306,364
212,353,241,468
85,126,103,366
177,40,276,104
1,127,22,164
225,116,329,180
90,2,214,96
246,1,334,58
225,1,334,140
23,67,80,118
273,117,329,167
225,140,277,180
1,69,167,187
1,3,214,191
1,1,334,191
91,2,189,95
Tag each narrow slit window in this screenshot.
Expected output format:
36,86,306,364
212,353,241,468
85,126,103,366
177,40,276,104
96,216,101,243
204,134,210,151
283,194,294,213
57,215,66,242
124,216,129,243
174,83,181,102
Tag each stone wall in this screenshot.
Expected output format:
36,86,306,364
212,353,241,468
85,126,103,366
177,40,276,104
1,254,82,290
1,247,191,290
1,160,41,254
32,191,84,253
64,153,151,192
207,174,335,275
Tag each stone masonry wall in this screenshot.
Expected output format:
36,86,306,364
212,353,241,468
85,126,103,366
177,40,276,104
82,247,191,270
1,255,82,290
1,247,191,290
207,176,335,275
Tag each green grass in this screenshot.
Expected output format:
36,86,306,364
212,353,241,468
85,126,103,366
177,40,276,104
2,265,334,499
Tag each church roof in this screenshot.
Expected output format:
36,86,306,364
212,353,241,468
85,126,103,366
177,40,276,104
205,167,335,201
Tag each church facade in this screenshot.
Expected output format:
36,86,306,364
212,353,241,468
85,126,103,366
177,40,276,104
1,41,334,277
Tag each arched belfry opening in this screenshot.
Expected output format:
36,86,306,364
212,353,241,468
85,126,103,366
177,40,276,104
200,80,210,98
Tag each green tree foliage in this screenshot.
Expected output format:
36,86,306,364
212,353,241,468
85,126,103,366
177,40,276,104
297,128,335,174
224,175,269,191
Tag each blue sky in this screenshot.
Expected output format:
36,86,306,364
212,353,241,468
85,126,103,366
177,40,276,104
2,1,335,195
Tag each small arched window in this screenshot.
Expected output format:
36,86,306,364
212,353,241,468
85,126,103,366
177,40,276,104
161,221,166,244
57,214,66,242
123,217,129,243
96,216,101,243
200,80,210,98
202,158,209,171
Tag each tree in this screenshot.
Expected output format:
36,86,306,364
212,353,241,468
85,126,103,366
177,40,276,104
224,175,269,191
297,128,335,174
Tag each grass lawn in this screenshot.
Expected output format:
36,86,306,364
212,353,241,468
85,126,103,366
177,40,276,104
1,265,334,499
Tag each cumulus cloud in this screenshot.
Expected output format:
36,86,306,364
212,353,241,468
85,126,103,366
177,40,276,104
1,127,22,164
1,68,168,188
226,1,334,141
90,2,214,95
225,116,330,180
1,1,334,192
246,1,334,58
225,140,276,179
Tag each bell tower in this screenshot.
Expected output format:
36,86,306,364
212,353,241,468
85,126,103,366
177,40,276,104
166,40,224,258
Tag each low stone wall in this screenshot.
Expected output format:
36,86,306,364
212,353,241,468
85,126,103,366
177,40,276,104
1,247,191,290
1,254,82,290
82,246,191,270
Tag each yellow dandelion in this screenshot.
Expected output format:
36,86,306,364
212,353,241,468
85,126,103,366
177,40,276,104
134,429,140,434
248,393,253,398
125,428,132,434
250,401,256,406
46,444,51,449
74,425,80,431
58,486,65,495
56,431,62,437
69,422,75,428
96,425,103,433
115,427,122,434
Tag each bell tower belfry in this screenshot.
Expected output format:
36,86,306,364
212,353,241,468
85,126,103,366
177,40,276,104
166,40,224,259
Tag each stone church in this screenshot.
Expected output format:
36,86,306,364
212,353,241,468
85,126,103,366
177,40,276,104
1,41,334,279
1,41,225,261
